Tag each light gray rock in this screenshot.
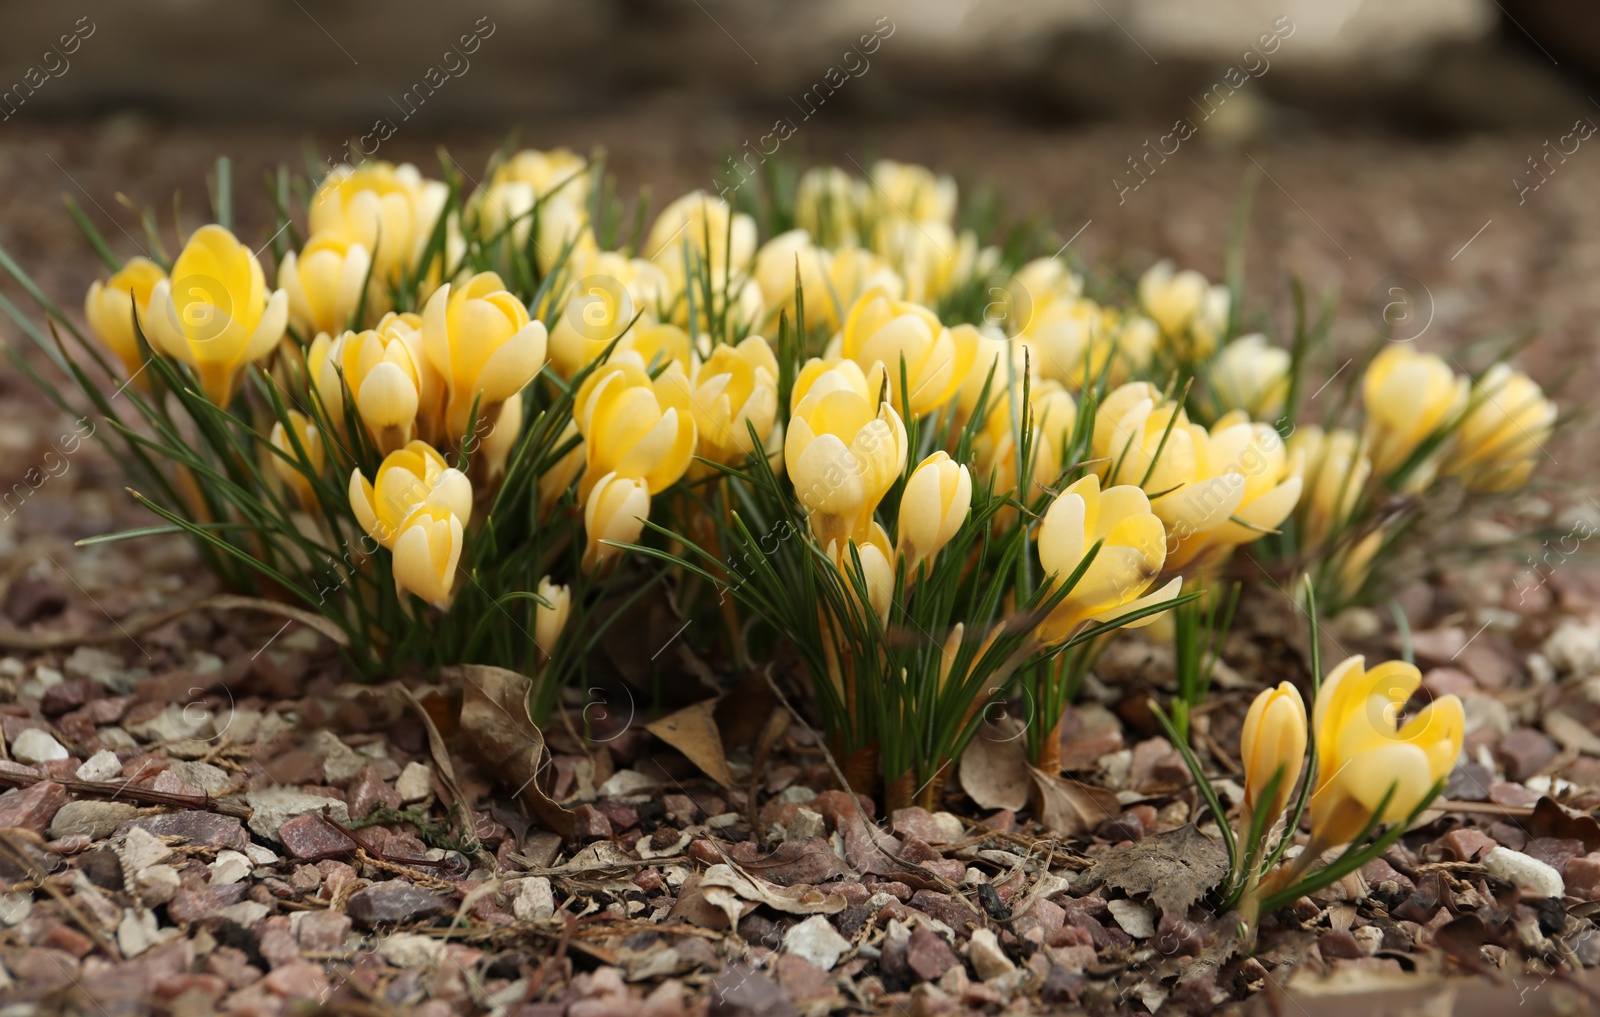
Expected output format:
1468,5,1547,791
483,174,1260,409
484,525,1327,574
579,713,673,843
1484,846,1564,898
245,788,350,842
49,800,139,840
209,850,252,886
967,928,1015,980
11,729,67,765
167,761,234,797
512,876,555,921
396,762,433,804
784,914,851,970
784,808,826,843
1107,898,1155,939
76,750,123,782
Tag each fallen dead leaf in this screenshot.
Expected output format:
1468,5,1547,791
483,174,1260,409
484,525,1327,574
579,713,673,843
958,716,1030,811
646,696,734,788
699,862,847,916
1542,710,1600,757
1528,795,1600,852
1079,824,1228,917
1029,766,1121,836
448,664,576,838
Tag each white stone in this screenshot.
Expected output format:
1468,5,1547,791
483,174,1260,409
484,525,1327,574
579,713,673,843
1484,846,1564,899
125,703,213,742
212,901,271,927
0,893,32,926
776,785,817,804
380,932,445,968
966,927,1015,980
243,843,279,866
64,647,125,688
135,864,181,905
209,851,252,886
1352,925,1383,955
167,761,234,796
245,788,350,842
396,762,433,803
930,812,966,843
117,907,168,957
784,914,851,970
512,876,556,921
1544,619,1600,676
49,800,138,840
1107,898,1155,939
784,808,826,843
306,730,366,784
598,769,656,797
0,658,25,678
118,826,172,874
76,750,122,782
10,729,66,765
96,726,138,751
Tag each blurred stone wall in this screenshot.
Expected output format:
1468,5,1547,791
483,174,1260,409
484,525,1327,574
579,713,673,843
0,0,1587,131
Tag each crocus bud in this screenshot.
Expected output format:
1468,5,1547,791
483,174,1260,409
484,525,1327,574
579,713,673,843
1289,426,1371,550
534,575,571,663
1159,413,1303,571
973,380,1075,500
309,161,447,284
825,521,895,626
1441,364,1556,493
583,471,650,572
1093,382,1197,494
1138,261,1210,347
870,159,957,226
1309,656,1464,848
690,336,779,466
479,395,522,486
546,266,637,379
820,246,904,332
786,358,907,547
795,166,866,248
1210,334,1289,419
349,441,472,550
422,271,547,442
754,230,832,326
840,288,962,418
493,147,590,204
1240,682,1306,824
897,451,971,577
268,410,325,512
1362,346,1468,476
538,419,585,519
84,257,166,380
574,352,697,497
279,232,373,339
1036,474,1180,645
387,504,463,609
144,225,289,406
645,191,757,306
315,326,426,455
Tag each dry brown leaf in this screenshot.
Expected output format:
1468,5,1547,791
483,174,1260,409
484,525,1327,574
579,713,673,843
1079,824,1228,917
646,696,733,788
957,716,1030,811
396,685,472,816
1543,710,1600,757
698,863,847,915
1029,766,1120,836
447,664,575,838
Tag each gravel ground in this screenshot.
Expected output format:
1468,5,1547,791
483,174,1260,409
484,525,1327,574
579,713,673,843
0,114,1598,1016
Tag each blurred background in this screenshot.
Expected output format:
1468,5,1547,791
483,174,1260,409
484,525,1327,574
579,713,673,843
0,0,1597,499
